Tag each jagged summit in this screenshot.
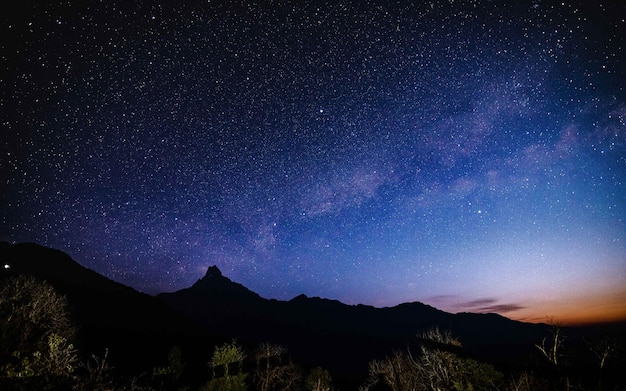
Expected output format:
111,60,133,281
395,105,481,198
184,265,262,303
203,265,222,279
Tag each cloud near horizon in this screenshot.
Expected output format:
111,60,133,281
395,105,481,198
431,296,526,314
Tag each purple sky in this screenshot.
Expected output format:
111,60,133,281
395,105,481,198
2,0,625,324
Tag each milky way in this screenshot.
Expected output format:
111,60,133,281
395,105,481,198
2,0,625,324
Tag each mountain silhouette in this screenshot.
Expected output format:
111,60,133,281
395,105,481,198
0,242,206,374
1,242,553,387
158,264,549,385
191,265,264,302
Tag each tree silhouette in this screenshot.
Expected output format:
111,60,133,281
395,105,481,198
364,328,503,391
305,367,333,391
201,340,248,391
254,342,301,391
0,275,78,389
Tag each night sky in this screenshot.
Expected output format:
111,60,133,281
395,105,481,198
2,0,625,325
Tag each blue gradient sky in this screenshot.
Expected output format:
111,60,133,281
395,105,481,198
2,0,625,324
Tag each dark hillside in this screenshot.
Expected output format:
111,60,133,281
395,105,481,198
0,242,207,375
4,242,623,389
158,265,550,386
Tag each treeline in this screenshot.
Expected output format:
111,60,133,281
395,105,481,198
1,275,624,390
0,274,329,390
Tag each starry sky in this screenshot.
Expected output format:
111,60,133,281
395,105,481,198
2,0,625,325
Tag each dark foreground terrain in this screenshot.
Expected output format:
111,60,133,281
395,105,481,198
1,242,625,390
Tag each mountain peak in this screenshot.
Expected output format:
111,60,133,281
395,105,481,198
203,265,222,279
184,265,262,303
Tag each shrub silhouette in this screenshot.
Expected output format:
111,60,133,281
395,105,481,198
201,340,248,391
254,342,301,391
364,328,503,391
0,275,78,390
305,366,333,391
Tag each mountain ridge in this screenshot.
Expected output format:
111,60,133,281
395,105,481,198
157,263,550,382
0,242,550,386
0,241,208,374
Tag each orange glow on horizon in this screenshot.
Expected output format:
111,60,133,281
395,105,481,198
505,287,626,326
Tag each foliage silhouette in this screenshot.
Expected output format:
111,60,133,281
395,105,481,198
2,242,625,390
364,328,503,391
